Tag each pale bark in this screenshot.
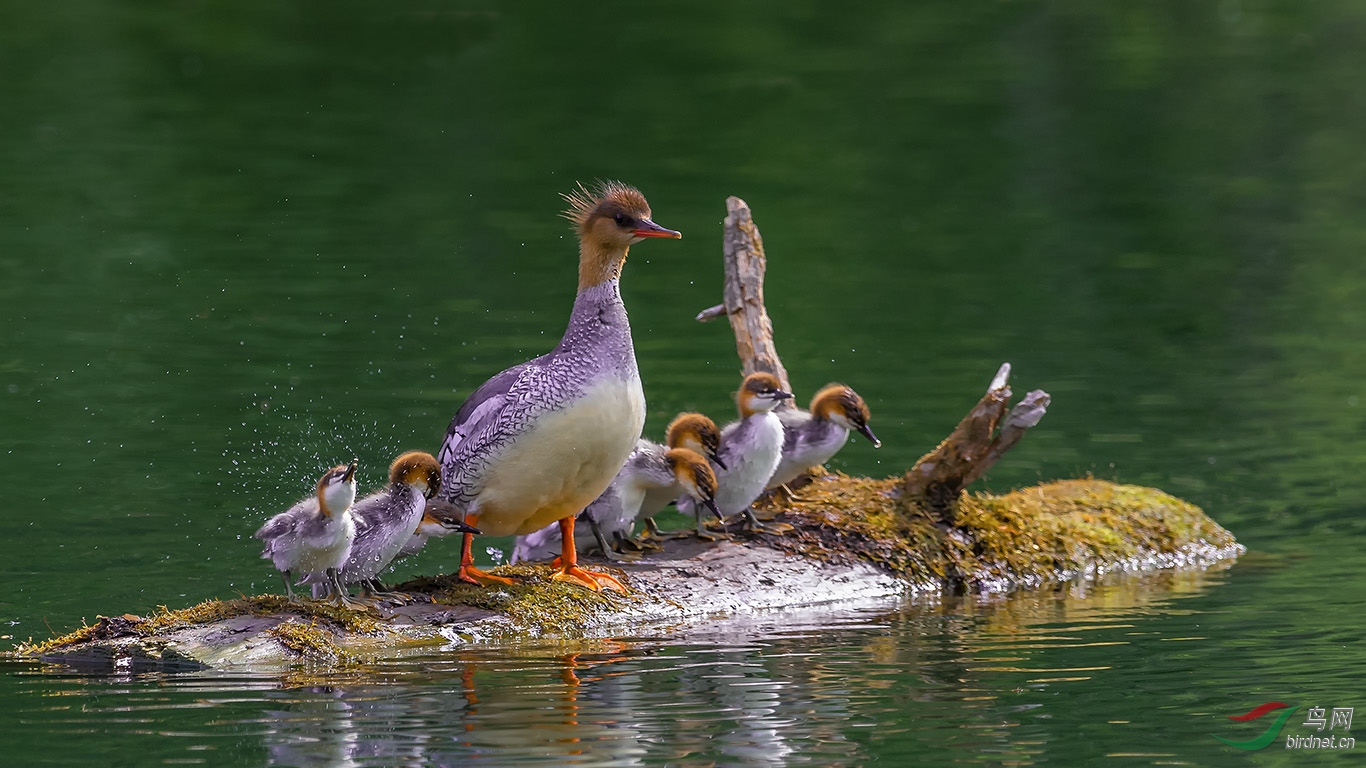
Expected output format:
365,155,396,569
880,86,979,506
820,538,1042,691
696,196,794,408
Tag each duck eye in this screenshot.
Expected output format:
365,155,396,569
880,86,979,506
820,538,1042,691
613,212,632,227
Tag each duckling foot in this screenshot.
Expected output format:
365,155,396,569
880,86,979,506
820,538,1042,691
616,534,663,553
587,520,633,562
739,509,793,536
637,518,691,542
773,483,816,506
648,528,695,541
552,565,627,593
696,518,732,542
279,572,303,604
360,580,426,605
591,546,635,563
324,592,378,612
456,565,516,587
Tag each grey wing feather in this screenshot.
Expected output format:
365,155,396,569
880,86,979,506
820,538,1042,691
345,490,391,535
715,419,750,472
253,497,316,556
778,409,811,454
437,363,527,465
437,356,547,506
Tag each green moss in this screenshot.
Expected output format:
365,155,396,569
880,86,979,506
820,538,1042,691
12,595,381,657
766,475,1237,588
267,619,358,665
399,563,641,637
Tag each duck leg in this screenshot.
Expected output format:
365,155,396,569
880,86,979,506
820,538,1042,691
586,517,632,562
740,507,793,535
456,516,515,586
637,517,690,543
551,517,627,592
324,568,373,610
637,517,692,542
280,571,300,604
359,578,423,605
694,511,731,542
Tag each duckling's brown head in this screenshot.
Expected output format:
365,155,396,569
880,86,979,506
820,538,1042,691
562,180,680,289
389,451,442,498
811,384,881,447
666,412,724,468
316,459,358,517
665,448,718,506
737,372,794,417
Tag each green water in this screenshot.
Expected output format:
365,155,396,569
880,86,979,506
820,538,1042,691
3,1,1365,764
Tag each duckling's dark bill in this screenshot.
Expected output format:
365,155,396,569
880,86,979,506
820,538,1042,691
858,424,882,448
442,519,481,535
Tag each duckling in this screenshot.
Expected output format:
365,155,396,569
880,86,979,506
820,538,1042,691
767,384,881,492
679,372,793,536
512,447,721,563
395,498,471,562
303,451,478,602
437,181,680,592
631,412,726,542
254,460,360,605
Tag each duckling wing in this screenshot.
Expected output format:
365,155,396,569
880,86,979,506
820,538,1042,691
583,481,628,527
777,408,813,454
714,418,748,474
253,497,316,544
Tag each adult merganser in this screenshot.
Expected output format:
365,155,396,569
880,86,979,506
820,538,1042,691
254,460,359,605
679,372,793,535
437,181,680,592
304,451,478,602
511,447,719,563
767,384,881,490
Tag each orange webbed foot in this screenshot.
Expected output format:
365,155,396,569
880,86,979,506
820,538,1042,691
551,565,627,593
457,565,516,587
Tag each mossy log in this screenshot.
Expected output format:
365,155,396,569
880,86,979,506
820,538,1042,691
10,197,1242,671
14,481,1238,671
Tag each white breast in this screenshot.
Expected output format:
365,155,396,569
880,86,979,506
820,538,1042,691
474,375,646,536
292,514,356,574
715,412,784,516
